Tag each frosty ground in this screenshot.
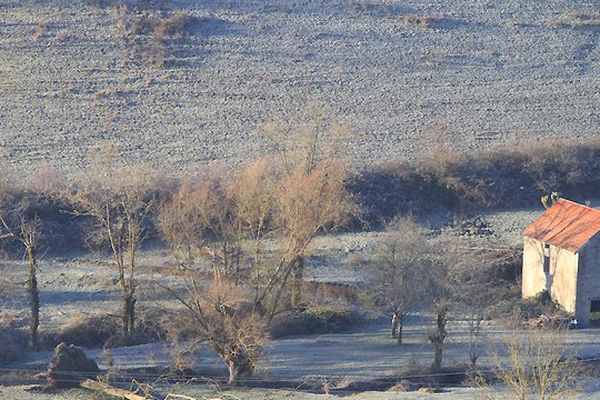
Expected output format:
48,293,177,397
2,206,600,398
0,0,599,172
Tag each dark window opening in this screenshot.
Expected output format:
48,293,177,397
543,243,550,274
590,301,600,323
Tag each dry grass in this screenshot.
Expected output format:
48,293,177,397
403,14,443,28
117,10,197,68
32,19,48,41
547,12,600,29
346,1,392,17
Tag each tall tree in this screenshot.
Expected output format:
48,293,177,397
371,216,432,344
158,157,355,381
66,157,158,338
262,104,351,307
442,235,516,365
0,180,43,350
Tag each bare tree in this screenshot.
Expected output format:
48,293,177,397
426,233,520,369
262,105,352,307
442,236,516,366
66,158,158,338
158,157,355,381
267,158,356,315
0,186,43,350
158,164,271,383
160,272,268,384
371,216,431,344
478,328,584,400
428,297,449,371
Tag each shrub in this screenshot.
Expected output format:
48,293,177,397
548,12,600,29
349,138,600,225
118,11,197,68
270,306,358,338
42,310,167,349
153,12,195,42
32,19,47,41
389,380,416,392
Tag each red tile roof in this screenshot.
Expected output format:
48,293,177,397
523,199,600,252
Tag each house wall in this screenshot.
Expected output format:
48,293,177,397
522,237,578,313
575,234,600,326
522,237,547,298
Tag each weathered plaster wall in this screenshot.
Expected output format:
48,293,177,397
522,237,578,313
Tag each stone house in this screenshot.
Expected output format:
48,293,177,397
522,199,600,327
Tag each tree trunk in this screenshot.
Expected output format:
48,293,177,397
290,256,304,308
432,340,443,370
121,292,136,338
26,246,40,350
397,317,404,345
227,354,254,385
429,309,447,370
391,312,398,338
469,316,482,366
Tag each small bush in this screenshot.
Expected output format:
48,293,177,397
42,310,167,349
153,12,195,43
118,11,196,68
32,19,48,41
270,306,358,338
42,314,118,349
389,379,416,392
491,287,573,329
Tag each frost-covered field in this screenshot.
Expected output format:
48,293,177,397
0,0,599,172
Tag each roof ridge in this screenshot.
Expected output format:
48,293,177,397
555,198,600,213
523,198,600,252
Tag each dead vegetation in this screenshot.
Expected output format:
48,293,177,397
346,1,393,18
64,151,160,339
116,7,198,68
351,138,600,224
157,160,355,382
548,12,600,29
402,14,443,28
154,112,357,383
475,328,586,399
32,19,48,41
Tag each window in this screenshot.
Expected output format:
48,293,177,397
543,243,550,274
590,301,600,322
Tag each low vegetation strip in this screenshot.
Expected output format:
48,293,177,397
351,138,600,224
2,138,599,252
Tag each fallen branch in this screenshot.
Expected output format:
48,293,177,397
164,394,198,400
80,379,153,400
